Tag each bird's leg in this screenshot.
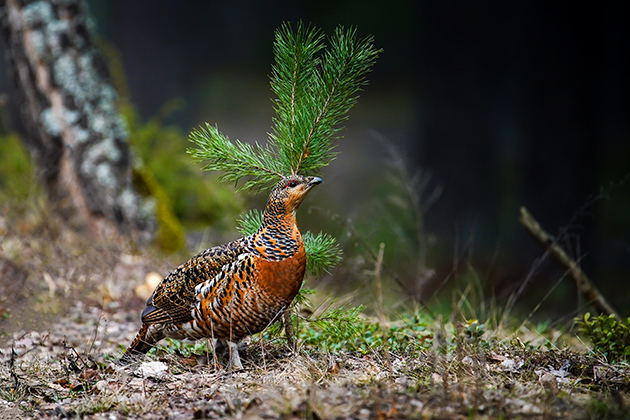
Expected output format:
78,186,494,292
210,338,223,371
283,309,296,352
227,341,243,371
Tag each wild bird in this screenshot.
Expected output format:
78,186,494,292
121,175,322,370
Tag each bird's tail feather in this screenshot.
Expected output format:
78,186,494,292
119,324,162,365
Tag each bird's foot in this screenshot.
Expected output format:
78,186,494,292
227,341,243,372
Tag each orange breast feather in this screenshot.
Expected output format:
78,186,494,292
256,244,306,302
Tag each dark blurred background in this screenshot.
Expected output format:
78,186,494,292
1,1,629,317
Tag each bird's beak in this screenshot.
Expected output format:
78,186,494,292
306,177,323,189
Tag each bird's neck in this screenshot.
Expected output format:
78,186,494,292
261,199,297,232
252,208,302,260
260,209,298,237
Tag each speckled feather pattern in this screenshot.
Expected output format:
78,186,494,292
121,175,320,363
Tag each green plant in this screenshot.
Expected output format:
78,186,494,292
155,337,214,357
299,305,367,352
297,306,433,354
0,132,37,204
579,313,630,362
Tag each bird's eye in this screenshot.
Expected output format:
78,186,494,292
286,181,298,189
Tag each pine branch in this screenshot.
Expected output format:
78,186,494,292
293,26,381,174
303,231,343,277
188,123,284,191
269,23,381,175
269,22,325,174
236,208,265,236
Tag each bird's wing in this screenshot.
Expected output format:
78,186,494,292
142,239,248,325
191,251,262,338
194,252,256,310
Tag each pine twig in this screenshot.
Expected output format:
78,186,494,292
188,123,284,191
518,207,619,318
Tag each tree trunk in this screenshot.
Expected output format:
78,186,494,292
0,0,153,240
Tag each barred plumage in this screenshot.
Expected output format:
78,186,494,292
120,175,322,369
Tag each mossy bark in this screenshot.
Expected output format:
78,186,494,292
0,0,154,240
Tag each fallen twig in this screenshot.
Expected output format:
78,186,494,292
518,206,619,318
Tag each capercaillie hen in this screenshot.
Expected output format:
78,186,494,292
121,175,322,369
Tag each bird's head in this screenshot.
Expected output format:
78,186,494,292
265,175,323,219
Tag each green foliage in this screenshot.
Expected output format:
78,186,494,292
188,23,380,188
189,124,284,192
299,305,366,352
462,319,486,342
291,287,316,308
302,231,342,277
298,304,432,353
236,208,265,236
155,337,213,357
123,103,244,237
579,313,630,362
269,23,380,175
269,23,324,174
0,132,37,203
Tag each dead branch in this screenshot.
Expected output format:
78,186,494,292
518,206,619,318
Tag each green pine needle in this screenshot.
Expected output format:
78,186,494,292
303,231,343,277
188,123,284,192
269,22,325,174
292,287,316,308
236,208,264,236
269,23,381,175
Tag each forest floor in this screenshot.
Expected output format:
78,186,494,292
1,213,630,419
1,294,630,420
